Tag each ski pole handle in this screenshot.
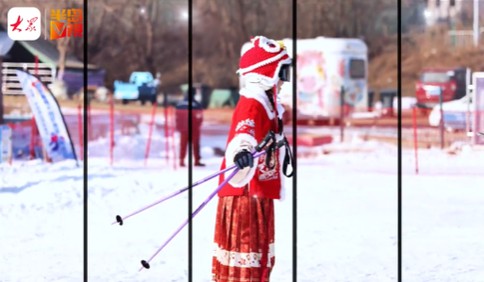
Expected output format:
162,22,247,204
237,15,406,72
255,131,275,152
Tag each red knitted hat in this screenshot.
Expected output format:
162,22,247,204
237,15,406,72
237,36,292,86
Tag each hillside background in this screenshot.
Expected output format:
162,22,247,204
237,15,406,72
0,0,482,97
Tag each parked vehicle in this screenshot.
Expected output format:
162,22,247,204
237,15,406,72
428,95,473,131
114,72,159,105
415,67,468,108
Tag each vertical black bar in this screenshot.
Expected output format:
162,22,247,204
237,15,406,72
187,0,193,281
397,0,402,280
83,0,89,281
292,0,298,281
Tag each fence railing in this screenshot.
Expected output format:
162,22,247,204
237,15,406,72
447,27,484,48
2,62,56,96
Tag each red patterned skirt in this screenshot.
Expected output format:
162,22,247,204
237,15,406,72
212,190,275,282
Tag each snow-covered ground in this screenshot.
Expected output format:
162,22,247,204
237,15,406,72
1,130,484,281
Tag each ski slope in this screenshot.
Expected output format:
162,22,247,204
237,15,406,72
1,133,484,282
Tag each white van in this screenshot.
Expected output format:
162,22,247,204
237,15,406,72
241,37,368,121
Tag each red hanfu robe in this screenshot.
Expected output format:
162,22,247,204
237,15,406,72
212,85,287,282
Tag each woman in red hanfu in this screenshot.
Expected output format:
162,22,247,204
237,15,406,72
212,35,293,282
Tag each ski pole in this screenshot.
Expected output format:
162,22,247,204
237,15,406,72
138,139,287,270
113,150,271,226
113,164,233,226
139,167,240,271
113,132,277,226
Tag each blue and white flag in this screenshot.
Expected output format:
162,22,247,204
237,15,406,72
16,70,77,163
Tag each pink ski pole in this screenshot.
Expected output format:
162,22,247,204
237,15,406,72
113,132,277,226
113,150,267,226
138,139,289,270
139,167,239,270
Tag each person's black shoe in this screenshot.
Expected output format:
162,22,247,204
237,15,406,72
180,162,186,167
194,162,206,167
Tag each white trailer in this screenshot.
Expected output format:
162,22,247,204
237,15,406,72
241,37,368,122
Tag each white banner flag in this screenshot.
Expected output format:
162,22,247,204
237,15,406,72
16,70,77,163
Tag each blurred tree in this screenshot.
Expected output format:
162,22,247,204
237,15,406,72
0,0,400,90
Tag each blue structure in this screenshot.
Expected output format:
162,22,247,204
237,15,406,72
114,72,158,105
